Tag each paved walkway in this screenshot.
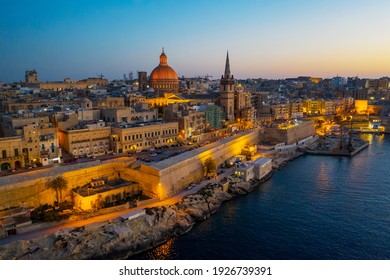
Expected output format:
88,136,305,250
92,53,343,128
0,168,233,245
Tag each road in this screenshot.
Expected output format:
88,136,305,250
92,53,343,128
0,168,233,245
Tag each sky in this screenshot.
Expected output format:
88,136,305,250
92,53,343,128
1,0,390,83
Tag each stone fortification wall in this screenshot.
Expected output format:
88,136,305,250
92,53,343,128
285,121,315,144
263,121,315,145
121,164,160,199
0,130,260,208
122,129,260,199
0,159,131,209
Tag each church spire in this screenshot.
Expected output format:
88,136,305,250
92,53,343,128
219,50,235,122
224,50,231,79
221,50,234,83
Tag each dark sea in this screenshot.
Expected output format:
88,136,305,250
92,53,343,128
131,134,390,260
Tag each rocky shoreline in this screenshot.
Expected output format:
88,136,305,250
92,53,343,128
0,156,294,260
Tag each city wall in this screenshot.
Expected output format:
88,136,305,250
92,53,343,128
263,121,315,145
0,160,130,209
122,129,261,199
0,130,260,208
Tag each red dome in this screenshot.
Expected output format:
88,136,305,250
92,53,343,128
149,49,179,93
150,65,178,81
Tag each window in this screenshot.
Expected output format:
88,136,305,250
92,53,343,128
2,150,6,158
14,149,19,157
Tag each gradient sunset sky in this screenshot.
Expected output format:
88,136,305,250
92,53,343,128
1,0,390,82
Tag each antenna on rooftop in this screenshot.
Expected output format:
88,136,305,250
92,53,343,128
97,73,104,79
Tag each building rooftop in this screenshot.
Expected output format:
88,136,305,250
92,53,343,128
179,93,218,100
112,119,174,129
74,178,137,197
149,129,259,171
253,157,272,165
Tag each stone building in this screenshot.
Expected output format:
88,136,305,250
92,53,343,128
23,123,60,166
96,96,125,108
110,121,179,153
22,70,109,90
138,71,148,91
73,178,139,211
0,114,60,166
58,125,111,156
25,70,38,83
163,103,206,140
234,83,256,127
263,120,315,145
100,106,158,124
0,137,25,170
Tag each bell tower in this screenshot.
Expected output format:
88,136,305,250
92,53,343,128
219,51,235,122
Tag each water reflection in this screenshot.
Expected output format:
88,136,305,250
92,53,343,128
145,238,176,260
360,133,373,143
223,203,237,225
359,133,385,144
131,135,390,260
316,161,331,193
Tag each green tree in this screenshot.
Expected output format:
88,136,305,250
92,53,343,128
204,157,217,176
45,175,68,204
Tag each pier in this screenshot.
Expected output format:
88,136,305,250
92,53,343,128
305,142,369,157
302,133,369,157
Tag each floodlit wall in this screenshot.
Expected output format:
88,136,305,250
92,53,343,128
122,129,261,199
0,130,261,208
0,160,131,209
263,121,315,145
